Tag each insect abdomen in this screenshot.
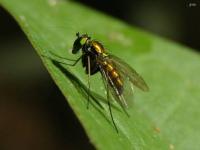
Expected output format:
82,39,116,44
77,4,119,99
102,61,123,95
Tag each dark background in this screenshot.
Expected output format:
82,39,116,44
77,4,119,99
0,0,199,149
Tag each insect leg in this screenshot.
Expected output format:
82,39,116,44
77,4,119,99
106,74,130,117
99,66,118,132
106,72,119,133
119,95,130,117
42,54,82,66
68,56,82,66
87,56,91,109
49,51,78,61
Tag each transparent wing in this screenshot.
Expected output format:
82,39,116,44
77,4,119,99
99,64,130,110
109,55,149,92
98,54,149,109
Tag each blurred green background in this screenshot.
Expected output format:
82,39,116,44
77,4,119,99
0,0,199,149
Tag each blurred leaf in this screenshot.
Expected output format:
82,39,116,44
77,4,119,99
1,0,200,149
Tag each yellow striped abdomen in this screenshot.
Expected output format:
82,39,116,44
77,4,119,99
102,61,123,95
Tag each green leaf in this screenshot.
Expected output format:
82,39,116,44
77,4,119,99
1,0,200,149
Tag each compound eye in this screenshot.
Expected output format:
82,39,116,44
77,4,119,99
80,37,87,45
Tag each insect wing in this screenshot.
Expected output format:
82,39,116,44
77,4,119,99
99,64,130,109
109,55,149,92
98,57,136,108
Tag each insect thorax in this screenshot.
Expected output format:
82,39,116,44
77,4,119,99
81,40,108,75
87,40,105,55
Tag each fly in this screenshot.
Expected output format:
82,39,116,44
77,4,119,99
47,32,149,132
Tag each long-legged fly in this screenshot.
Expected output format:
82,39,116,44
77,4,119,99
47,32,149,132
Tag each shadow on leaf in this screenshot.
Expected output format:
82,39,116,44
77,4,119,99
52,60,121,128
